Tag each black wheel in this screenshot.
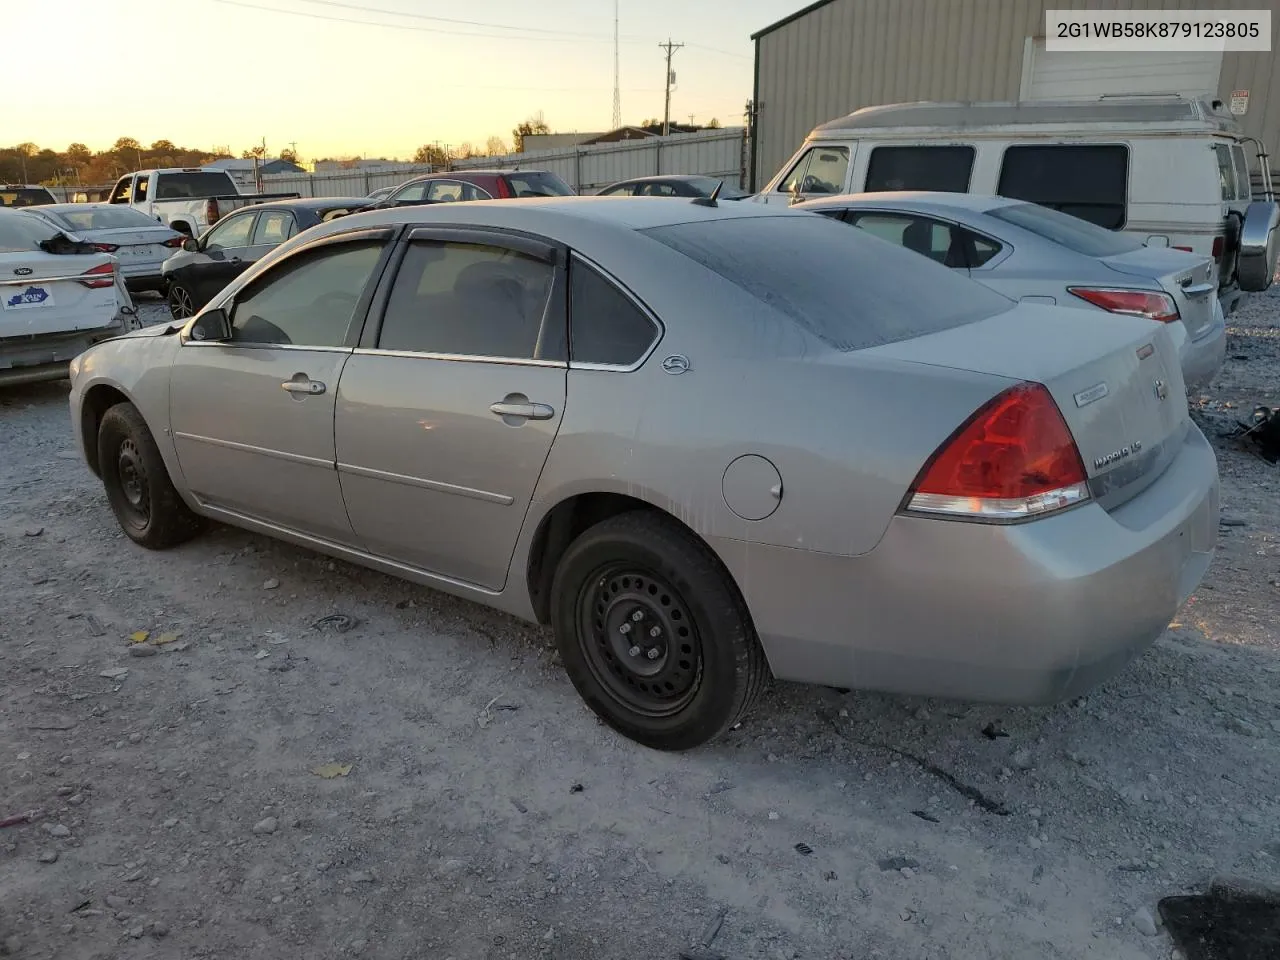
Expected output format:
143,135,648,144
550,511,768,750
168,284,195,320
98,402,205,549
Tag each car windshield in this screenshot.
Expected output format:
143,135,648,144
0,211,59,252
984,202,1142,258
154,172,236,200
44,206,162,232
0,188,54,208
505,172,574,197
641,213,1012,351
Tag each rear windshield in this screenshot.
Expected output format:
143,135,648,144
155,172,237,200
505,171,574,198
0,212,58,252
0,188,55,208
640,214,1012,351
984,202,1142,258
44,205,162,232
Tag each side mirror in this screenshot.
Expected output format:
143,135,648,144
188,308,231,343
181,236,199,253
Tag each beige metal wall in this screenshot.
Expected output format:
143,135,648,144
752,0,1280,189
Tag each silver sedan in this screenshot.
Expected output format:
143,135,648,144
19,203,184,293
67,198,1219,750
799,192,1228,389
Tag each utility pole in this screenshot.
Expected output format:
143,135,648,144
658,38,684,137
611,0,621,130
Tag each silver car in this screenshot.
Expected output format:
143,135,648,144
68,198,1219,750
19,203,184,294
799,192,1227,389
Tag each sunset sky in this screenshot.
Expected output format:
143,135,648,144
4,0,801,159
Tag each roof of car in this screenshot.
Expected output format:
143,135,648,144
801,191,1021,215
613,175,715,184
244,197,369,212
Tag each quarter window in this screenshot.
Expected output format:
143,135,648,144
864,146,975,193
569,259,659,366
253,211,296,245
1214,143,1237,202
378,241,556,359
997,144,1128,229
969,234,1002,268
780,146,850,196
229,240,383,347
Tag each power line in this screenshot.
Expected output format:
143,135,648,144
291,0,620,40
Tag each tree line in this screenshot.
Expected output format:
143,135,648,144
0,138,238,187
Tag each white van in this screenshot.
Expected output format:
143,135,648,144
755,96,1278,313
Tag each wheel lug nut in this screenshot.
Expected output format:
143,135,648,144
649,626,661,638
619,623,631,635
631,610,644,622
628,645,642,657
646,648,660,660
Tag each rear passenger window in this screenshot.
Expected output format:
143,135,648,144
997,145,1128,230
378,241,556,359
1231,144,1253,201
569,259,659,367
968,233,1002,267
1213,143,1237,202
864,146,975,193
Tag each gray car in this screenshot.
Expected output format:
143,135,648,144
67,198,1218,750
799,192,1227,389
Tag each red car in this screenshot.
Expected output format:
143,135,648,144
363,170,574,210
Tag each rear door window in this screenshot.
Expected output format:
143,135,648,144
252,211,296,245
780,146,850,196
1230,143,1252,201
1213,143,1238,201
504,172,573,197
203,213,256,252
997,145,1128,229
864,146,975,193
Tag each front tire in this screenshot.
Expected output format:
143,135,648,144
98,402,205,549
550,511,768,751
168,283,195,320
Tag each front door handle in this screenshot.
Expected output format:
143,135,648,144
490,400,555,421
282,376,326,396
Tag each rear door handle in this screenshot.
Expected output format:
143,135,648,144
490,400,555,420
282,377,326,395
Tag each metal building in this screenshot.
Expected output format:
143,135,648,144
749,0,1280,189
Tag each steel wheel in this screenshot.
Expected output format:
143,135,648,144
168,284,194,320
576,564,702,718
115,437,151,531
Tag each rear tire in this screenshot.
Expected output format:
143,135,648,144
98,402,205,549
550,511,768,751
168,283,195,320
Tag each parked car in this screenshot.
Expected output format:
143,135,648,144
162,197,367,319
18,203,185,293
365,185,397,203
1,184,57,208
754,96,1280,314
361,170,574,210
1,209,136,386
799,191,1229,388
107,167,300,238
69,198,1218,750
597,175,751,200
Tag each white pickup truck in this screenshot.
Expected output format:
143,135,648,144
107,168,299,237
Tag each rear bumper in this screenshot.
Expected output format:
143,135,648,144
714,423,1219,703
0,317,126,386
1180,305,1227,389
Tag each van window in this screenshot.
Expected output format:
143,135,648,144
864,146,975,193
780,146,850,196
1213,143,1238,202
1230,143,1252,201
997,145,1128,230
985,202,1142,258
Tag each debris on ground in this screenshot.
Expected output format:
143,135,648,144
311,763,353,779
312,614,359,633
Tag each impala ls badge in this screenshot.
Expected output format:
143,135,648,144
1094,440,1143,470
13,267,32,276
1153,378,1169,401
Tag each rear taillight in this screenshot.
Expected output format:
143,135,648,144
78,262,116,289
904,383,1090,521
162,235,184,248
205,198,221,224
1211,235,1225,259
1068,287,1179,323
90,242,119,253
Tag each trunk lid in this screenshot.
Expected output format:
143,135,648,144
866,303,1188,510
0,251,119,338
1100,247,1217,341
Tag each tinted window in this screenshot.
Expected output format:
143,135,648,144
1231,144,1252,201
968,233,1002,268
640,182,680,196
378,241,555,359
0,187,55,207
154,172,236,200
203,214,255,251
135,176,150,202
44,205,161,231
997,145,1128,229
641,215,1011,351
864,146,975,193
781,146,849,195
230,241,383,347
505,172,573,197
392,182,428,202
569,259,659,366
984,202,1142,258
850,212,965,266
253,211,296,245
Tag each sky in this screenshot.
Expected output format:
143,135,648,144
3,0,803,160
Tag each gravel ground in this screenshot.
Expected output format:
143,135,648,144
2,290,1278,960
